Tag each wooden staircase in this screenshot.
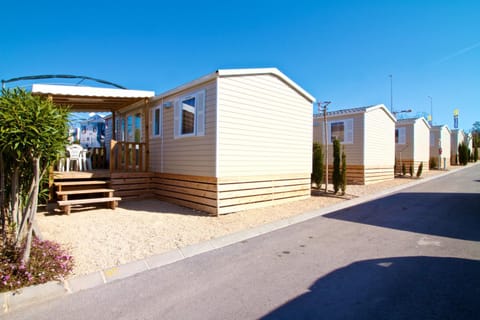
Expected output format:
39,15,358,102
54,179,121,215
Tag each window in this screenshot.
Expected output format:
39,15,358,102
328,118,353,144
396,127,406,144
174,90,206,138
152,106,162,137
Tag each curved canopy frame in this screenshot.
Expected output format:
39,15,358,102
1,74,127,89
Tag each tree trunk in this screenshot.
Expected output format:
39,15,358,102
21,157,40,265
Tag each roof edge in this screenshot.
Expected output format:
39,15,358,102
153,68,315,103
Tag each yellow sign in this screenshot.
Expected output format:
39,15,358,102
453,109,459,116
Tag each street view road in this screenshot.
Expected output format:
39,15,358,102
6,165,480,319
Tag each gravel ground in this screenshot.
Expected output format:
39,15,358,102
37,169,448,277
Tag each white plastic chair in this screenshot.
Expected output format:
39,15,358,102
66,144,83,171
81,149,92,171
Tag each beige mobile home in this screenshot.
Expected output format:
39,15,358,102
450,129,466,165
313,104,396,184
395,117,431,175
39,69,313,215
145,68,315,215
430,125,451,169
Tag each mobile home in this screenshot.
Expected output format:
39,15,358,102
450,129,466,165
430,125,451,169
395,117,431,175
145,68,315,214
313,104,396,184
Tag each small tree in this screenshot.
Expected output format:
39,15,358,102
474,147,479,162
458,142,469,165
340,146,347,195
416,162,423,178
332,139,341,194
312,143,323,189
0,88,69,264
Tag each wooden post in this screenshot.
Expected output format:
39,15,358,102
110,139,117,173
144,98,150,172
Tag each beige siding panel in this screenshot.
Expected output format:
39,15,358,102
313,112,365,165
430,126,451,168
364,108,395,168
217,75,312,177
395,123,414,161
149,80,217,176
413,120,430,172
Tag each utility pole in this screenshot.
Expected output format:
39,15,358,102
317,101,331,193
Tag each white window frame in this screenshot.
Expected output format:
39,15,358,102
152,104,162,138
328,118,353,144
396,127,406,144
174,89,206,138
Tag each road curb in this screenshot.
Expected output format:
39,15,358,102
3,163,478,313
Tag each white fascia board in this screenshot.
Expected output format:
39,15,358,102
31,84,155,98
218,68,316,103
366,104,397,123
152,68,316,104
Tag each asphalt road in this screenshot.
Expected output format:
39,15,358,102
6,165,480,319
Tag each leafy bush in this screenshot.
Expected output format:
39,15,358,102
474,147,479,162
458,143,469,165
0,234,73,293
429,157,437,169
340,147,347,195
333,139,341,194
312,143,323,189
416,162,423,178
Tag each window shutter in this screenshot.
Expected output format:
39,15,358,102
345,119,354,143
174,99,181,138
196,90,206,136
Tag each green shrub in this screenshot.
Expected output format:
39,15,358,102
416,162,423,178
458,143,469,165
474,147,479,162
340,146,347,195
429,157,437,169
1,234,73,293
333,139,341,194
312,143,323,189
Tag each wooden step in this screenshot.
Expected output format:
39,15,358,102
55,180,107,192
58,197,121,215
57,188,114,196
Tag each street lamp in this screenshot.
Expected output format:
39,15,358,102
317,101,331,192
427,96,433,125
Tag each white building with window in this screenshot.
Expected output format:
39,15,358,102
395,117,431,175
313,104,396,184
146,68,315,215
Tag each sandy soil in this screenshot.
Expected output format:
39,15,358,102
37,170,448,277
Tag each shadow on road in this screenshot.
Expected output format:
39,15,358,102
324,192,480,241
262,256,480,320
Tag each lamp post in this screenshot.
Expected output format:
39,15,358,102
428,96,433,125
317,101,331,192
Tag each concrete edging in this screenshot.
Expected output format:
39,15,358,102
2,163,477,313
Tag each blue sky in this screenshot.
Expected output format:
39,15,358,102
1,0,479,130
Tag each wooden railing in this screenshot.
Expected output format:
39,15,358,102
110,140,147,172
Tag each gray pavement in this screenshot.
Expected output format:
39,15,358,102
2,163,480,319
